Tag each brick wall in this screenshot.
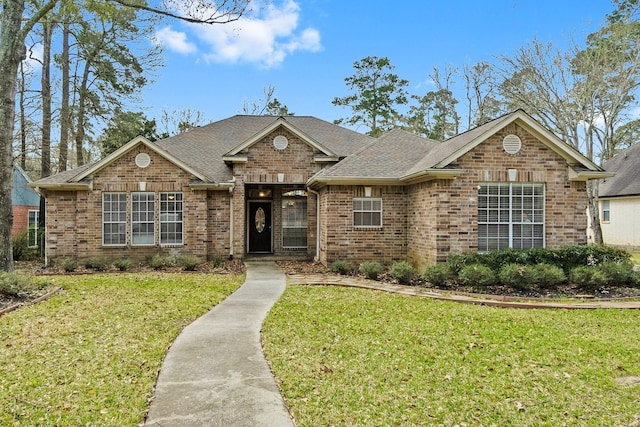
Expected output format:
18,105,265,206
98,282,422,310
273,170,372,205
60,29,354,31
44,147,231,263
11,205,38,237
406,123,588,270
318,185,407,265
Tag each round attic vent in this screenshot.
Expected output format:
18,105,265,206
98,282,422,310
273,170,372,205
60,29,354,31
135,152,151,168
503,134,522,154
273,135,288,150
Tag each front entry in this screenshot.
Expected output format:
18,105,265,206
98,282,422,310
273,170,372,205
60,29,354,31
248,201,272,253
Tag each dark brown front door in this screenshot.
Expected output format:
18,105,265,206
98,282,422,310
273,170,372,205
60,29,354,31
248,201,272,253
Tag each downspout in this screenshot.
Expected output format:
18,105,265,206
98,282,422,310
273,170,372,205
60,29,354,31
228,178,236,260
307,187,320,262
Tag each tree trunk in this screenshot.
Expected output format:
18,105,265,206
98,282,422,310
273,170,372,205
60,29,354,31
19,61,27,170
0,1,27,272
58,17,70,172
587,180,604,245
41,19,53,178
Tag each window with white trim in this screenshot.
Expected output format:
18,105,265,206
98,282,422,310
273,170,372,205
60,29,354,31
28,209,39,247
160,192,183,245
478,183,545,252
353,198,382,228
103,193,127,245
132,192,155,245
282,195,307,248
602,200,610,222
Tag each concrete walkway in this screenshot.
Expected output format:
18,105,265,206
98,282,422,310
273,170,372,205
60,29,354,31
145,262,294,427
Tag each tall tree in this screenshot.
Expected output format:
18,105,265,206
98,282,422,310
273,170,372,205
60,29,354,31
158,108,207,138
333,56,409,137
241,84,293,116
463,61,503,128
0,0,251,272
97,109,159,156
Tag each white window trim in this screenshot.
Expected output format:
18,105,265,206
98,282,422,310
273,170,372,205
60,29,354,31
27,209,39,248
282,196,308,249
477,183,545,252
353,197,383,229
131,192,155,246
102,192,127,246
602,200,610,223
160,192,184,246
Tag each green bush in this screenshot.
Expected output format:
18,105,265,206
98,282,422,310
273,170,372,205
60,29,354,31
113,258,133,271
210,254,225,269
177,255,202,271
59,258,78,272
557,245,631,272
84,257,110,271
329,260,353,275
598,261,638,287
530,263,566,289
0,273,49,297
457,264,496,288
389,261,418,285
423,264,454,287
570,266,608,291
12,229,40,261
498,263,531,290
359,261,384,280
147,254,175,271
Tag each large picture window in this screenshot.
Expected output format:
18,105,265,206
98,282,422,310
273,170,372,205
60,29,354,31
103,193,127,245
353,198,382,228
132,192,155,245
478,183,544,252
282,196,307,248
160,192,183,245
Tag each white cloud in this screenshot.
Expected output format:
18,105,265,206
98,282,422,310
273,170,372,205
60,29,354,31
154,26,197,55
194,0,321,69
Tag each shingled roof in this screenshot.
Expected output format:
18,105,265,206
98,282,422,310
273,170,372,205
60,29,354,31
600,142,640,198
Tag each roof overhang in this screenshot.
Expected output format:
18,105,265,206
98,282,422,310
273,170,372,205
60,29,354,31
307,168,464,189
189,181,235,191
568,167,615,181
400,168,464,184
29,182,92,192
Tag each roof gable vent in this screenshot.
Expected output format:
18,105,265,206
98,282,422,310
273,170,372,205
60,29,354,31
503,134,522,154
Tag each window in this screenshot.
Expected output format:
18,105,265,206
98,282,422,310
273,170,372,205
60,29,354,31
103,193,127,245
282,197,307,248
353,198,382,228
132,192,155,245
160,192,183,245
478,183,544,252
602,200,610,222
28,210,39,247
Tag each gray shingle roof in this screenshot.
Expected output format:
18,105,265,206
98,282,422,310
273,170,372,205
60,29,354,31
600,143,640,197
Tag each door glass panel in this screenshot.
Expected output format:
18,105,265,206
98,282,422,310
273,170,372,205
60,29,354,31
255,207,265,233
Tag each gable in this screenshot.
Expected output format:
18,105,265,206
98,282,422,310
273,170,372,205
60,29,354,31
12,167,40,206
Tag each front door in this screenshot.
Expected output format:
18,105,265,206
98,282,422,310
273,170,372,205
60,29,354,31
248,201,272,253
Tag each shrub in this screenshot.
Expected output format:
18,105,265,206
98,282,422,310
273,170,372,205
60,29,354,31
498,263,531,290
113,258,133,271
0,273,49,297
359,261,384,280
210,254,225,269
389,261,418,285
598,261,638,287
570,266,608,291
177,255,202,271
59,258,78,272
557,245,631,272
530,263,566,289
329,260,352,275
147,254,175,271
423,264,454,287
12,229,40,261
84,257,110,271
457,264,496,289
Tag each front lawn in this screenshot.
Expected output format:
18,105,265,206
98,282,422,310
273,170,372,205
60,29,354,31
0,273,243,426
262,285,640,426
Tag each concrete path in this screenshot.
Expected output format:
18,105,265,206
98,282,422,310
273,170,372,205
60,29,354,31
145,262,294,427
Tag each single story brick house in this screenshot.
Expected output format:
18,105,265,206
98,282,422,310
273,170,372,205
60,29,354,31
31,109,609,269
12,165,41,244
588,142,640,251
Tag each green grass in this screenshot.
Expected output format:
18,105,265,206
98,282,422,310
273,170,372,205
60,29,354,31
263,285,640,426
631,252,640,265
0,273,243,426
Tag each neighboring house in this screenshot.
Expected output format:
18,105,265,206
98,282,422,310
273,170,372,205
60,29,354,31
31,110,609,269
11,165,41,245
592,143,640,251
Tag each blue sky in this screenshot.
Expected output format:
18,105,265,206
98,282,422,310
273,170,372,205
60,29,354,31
143,0,615,132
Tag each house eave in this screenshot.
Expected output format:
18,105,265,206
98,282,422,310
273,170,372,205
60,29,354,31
568,168,615,181
29,182,92,192
400,169,464,184
222,155,248,164
313,155,339,163
189,182,235,191
307,176,401,189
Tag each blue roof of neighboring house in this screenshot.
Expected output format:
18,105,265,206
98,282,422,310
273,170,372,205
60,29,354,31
12,166,40,206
